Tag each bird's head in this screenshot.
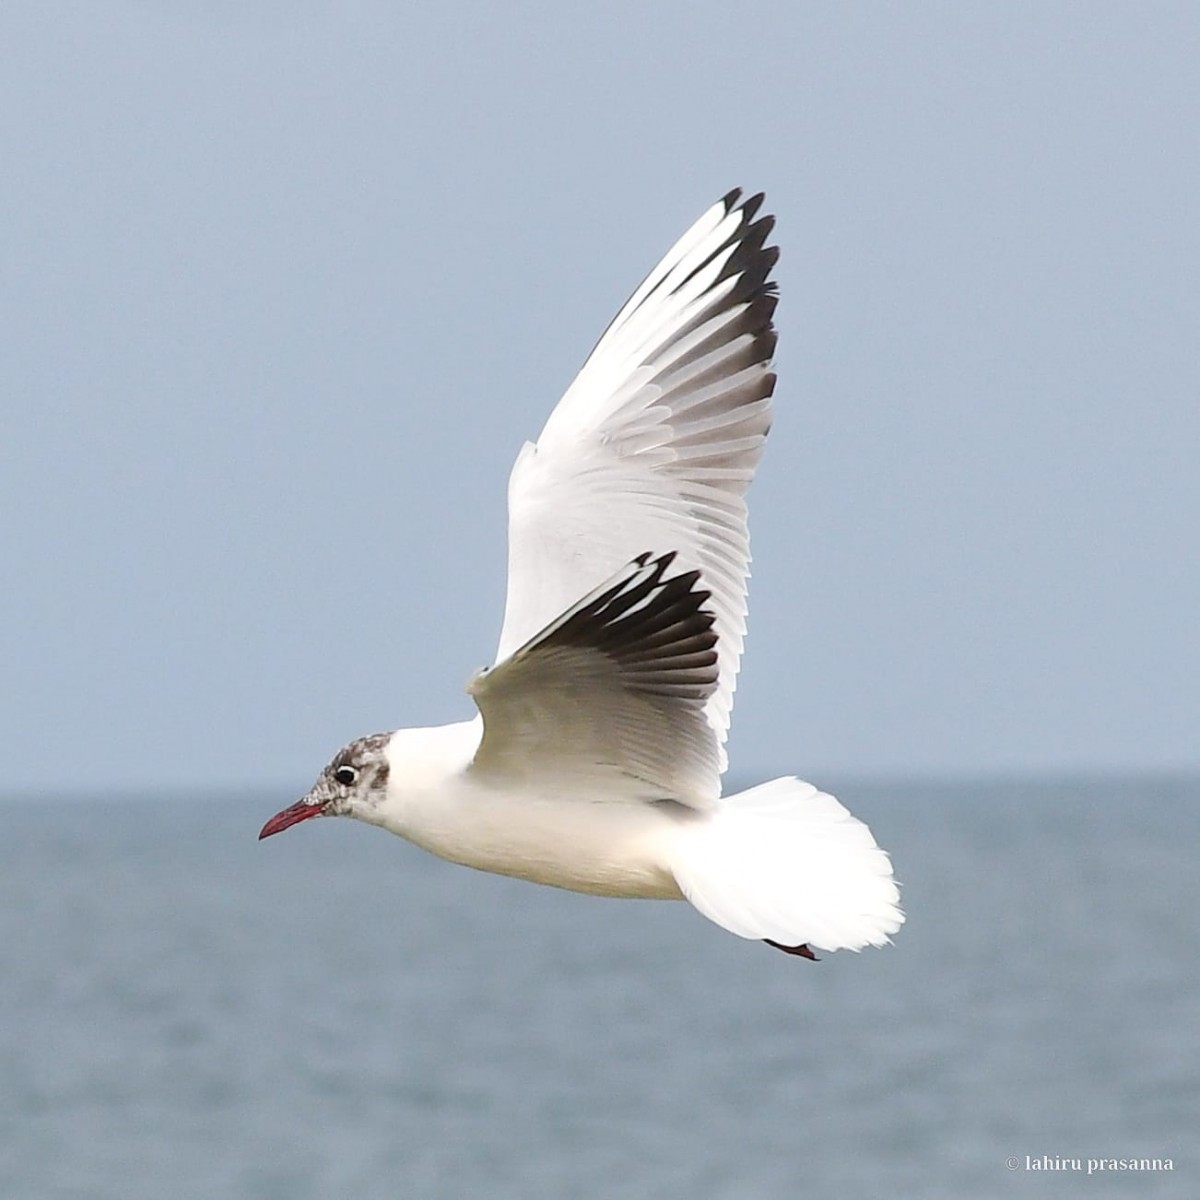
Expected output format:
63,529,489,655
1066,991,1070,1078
258,732,392,839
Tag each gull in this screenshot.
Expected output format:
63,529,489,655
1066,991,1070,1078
259,189,903,959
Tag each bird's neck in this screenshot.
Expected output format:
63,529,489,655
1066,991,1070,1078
366,718,482,838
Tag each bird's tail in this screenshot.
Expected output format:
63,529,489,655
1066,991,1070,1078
670,777,904,954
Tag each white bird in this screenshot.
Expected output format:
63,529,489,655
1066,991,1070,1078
260,189,903,959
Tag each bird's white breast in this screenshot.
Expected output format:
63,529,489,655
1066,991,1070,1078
368,718,689,899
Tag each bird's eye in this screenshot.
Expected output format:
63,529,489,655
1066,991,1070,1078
334,765,359,787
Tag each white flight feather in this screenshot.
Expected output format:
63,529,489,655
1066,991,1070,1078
495,191,776,785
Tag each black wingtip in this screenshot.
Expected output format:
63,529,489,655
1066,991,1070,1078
739,191,767,224
543,552,719,699
720,188,768,226
720,186,743,212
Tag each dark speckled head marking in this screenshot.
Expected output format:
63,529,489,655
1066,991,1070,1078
330,732,392,790
258,731,393,839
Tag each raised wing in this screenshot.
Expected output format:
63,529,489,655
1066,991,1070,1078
470,553,721,805
496,189,778,774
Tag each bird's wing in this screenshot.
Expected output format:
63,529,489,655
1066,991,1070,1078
495,189,778,775
469,553,721,806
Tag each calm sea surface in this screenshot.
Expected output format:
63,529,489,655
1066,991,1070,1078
2,778,1196,1199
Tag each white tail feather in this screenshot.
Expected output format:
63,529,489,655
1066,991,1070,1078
671,777,904,953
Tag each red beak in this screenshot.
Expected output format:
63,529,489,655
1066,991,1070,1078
258,799,325,840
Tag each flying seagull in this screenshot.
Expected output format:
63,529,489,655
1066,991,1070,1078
260,189,903,959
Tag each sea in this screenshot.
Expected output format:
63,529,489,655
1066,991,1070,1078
2,777,1196,1199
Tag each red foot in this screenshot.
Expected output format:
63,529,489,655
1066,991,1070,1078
764,939,819,960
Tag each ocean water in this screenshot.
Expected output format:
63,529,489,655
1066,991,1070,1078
2,778,1196,1199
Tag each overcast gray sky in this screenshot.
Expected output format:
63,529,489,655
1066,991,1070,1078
3,2,1198,796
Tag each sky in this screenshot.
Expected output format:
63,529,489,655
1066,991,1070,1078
3,2,1198,796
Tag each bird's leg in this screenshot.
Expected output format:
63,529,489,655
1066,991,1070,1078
764,939,819,960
